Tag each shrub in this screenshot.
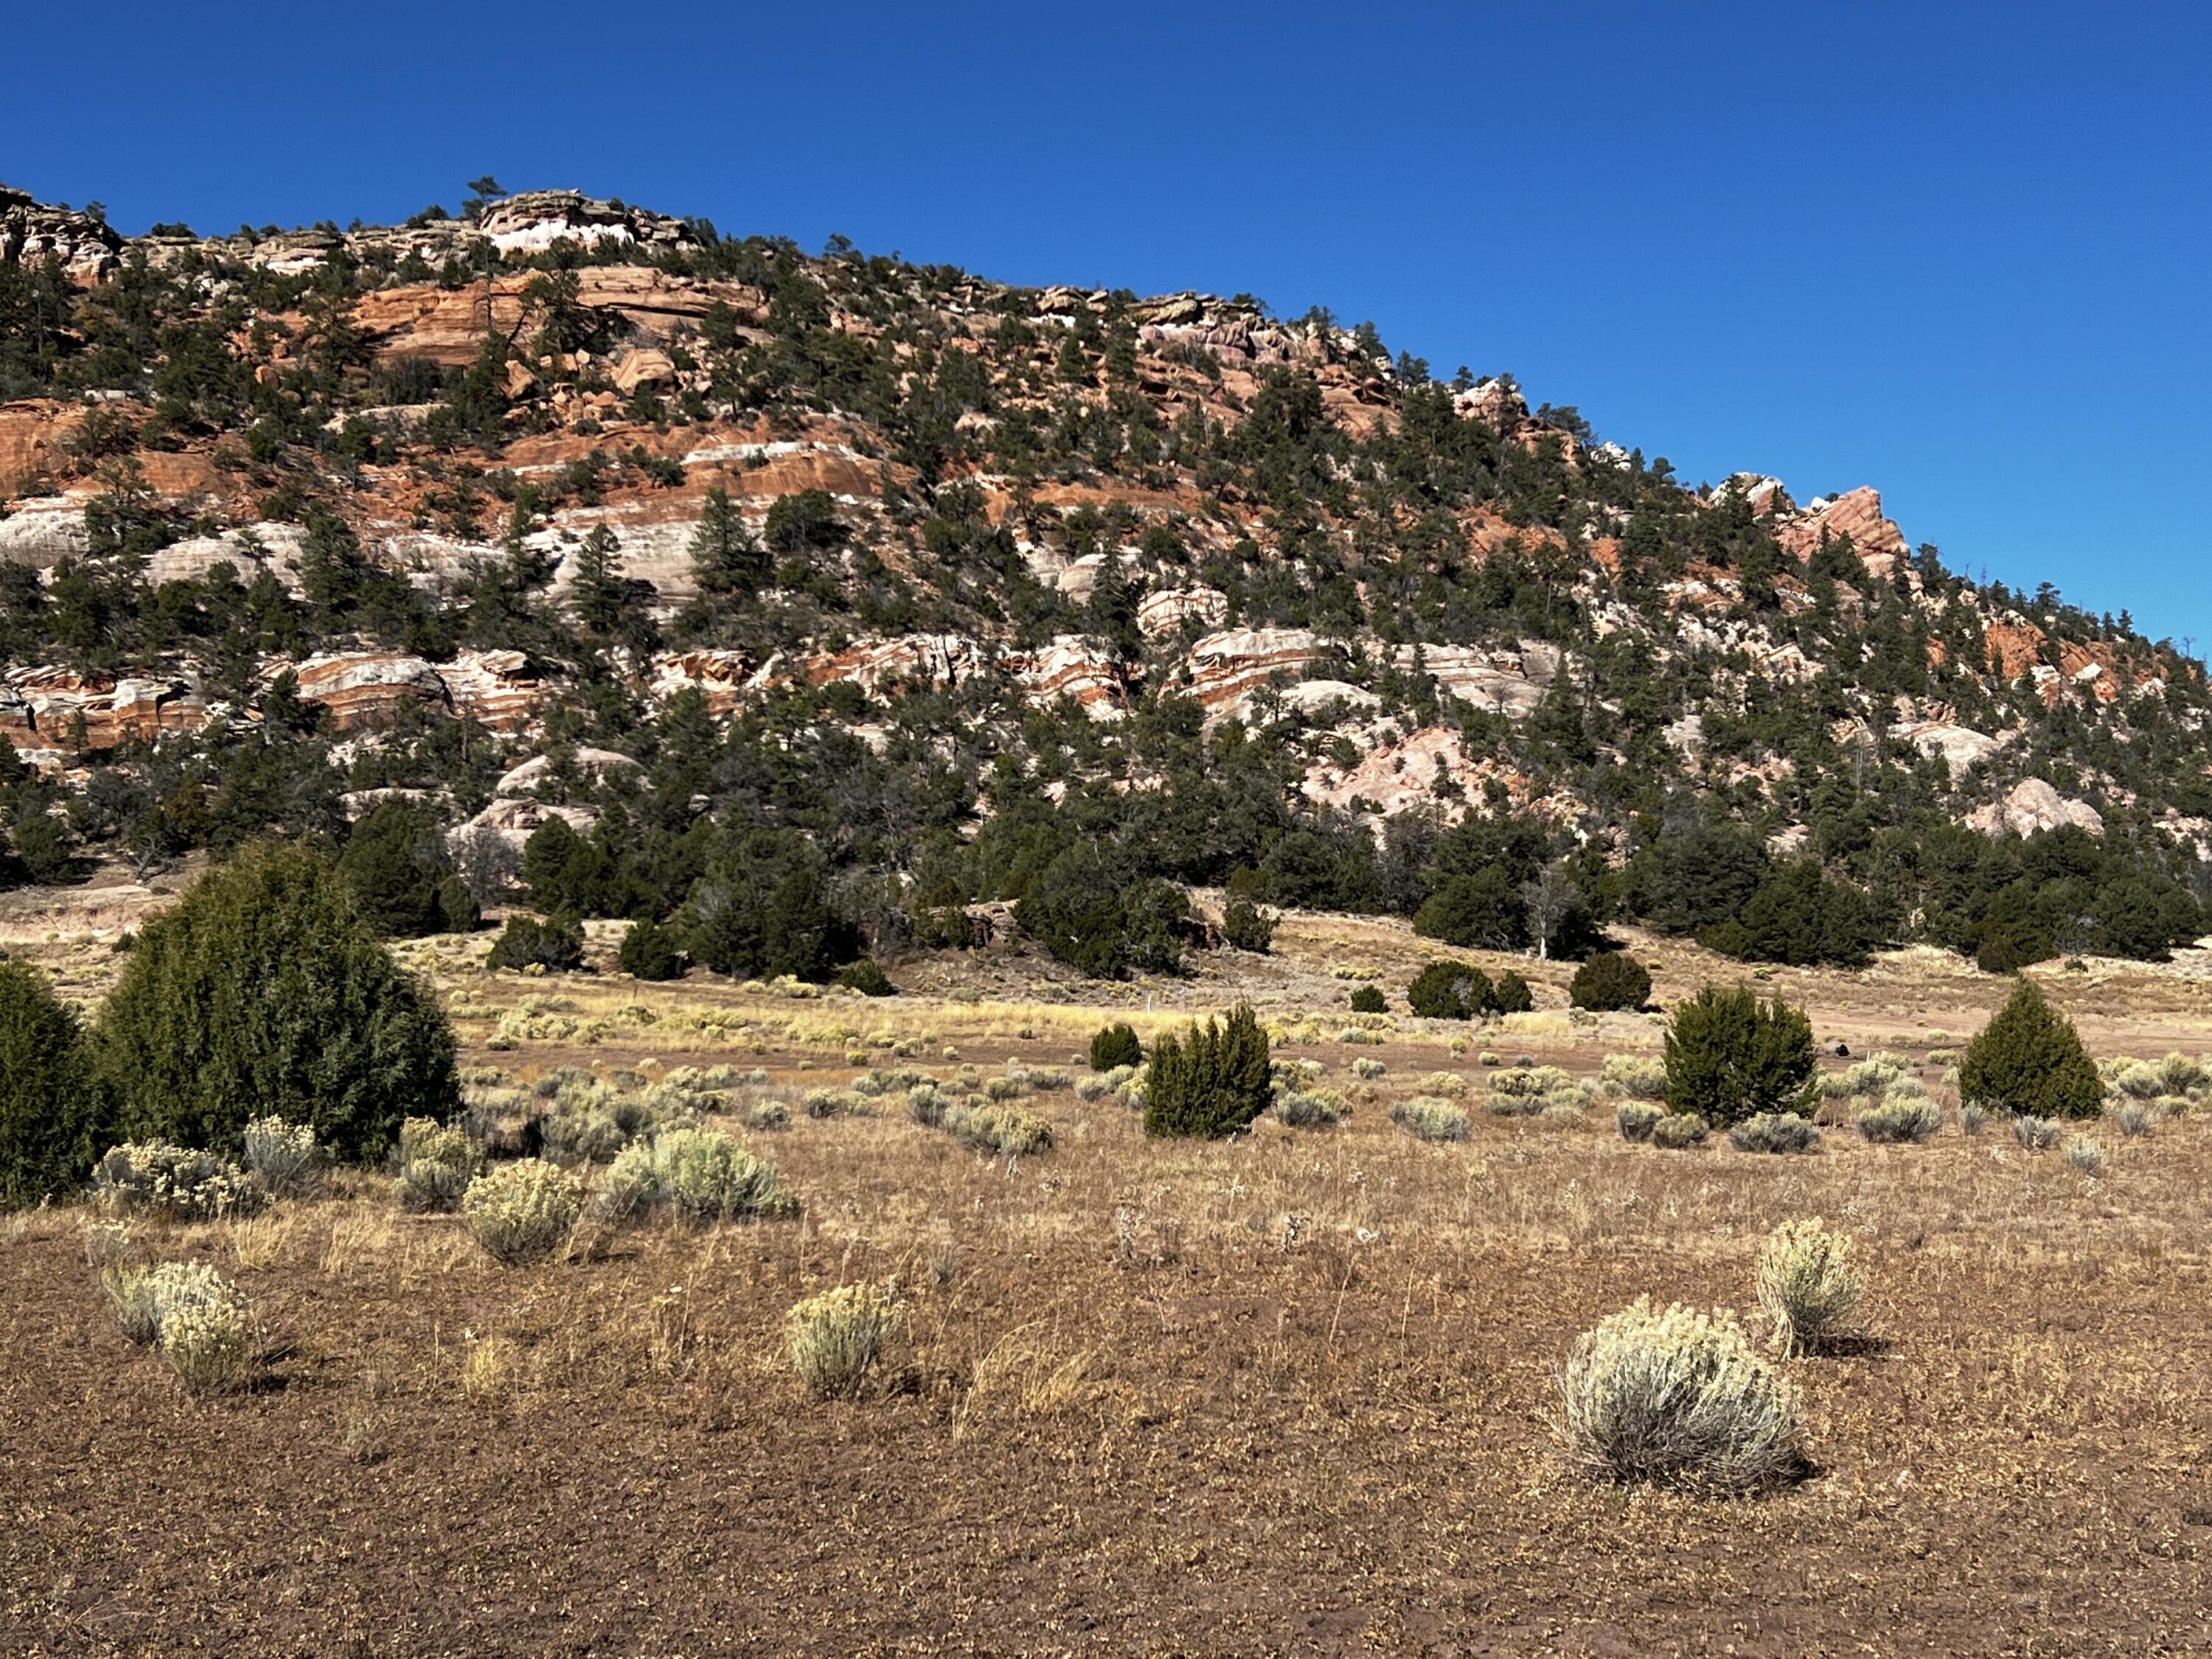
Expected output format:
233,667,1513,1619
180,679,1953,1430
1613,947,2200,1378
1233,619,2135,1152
833,959,891,996
1408,959,1488,1020
1349,984,1388,1015
338,800,472,939
1556,1298,1804,1493
1274,1090,1344,1128
1650,1113,1709,1150
0,958,108,1208
1089,1023,1143,1071
1493,971,1534,1014
2011,1114,2063,1151
944,1102,1054,1155
102,1259,243,1346
97,845,457,1164
2064,1135,2104,1176
1754,1220,1865,1355
486,912,587,973
1350,1057,1388,1080
600,1128,796,1225
746,1099,791,1130
394,1119,477,1211
1959,1102,1989,1135
462,1160,582,1263
1143,1004,1271,1138
1599,1054,1667,1099
1663,984,1816,1127
1854,1097,1942,1144
161,1298,255,1396
93,1142,266,1220
1016,845,1186,978
1222,897,1276,953
241,1117,319,1197
1390,1096,1471,1141
2112,1100,2157,1138
787,1284,903,1398
1959,979,2101,1119
1729,1113,1820,1154
1615,1102,1664,1141
618,917,688,981
1571,951,1652,1012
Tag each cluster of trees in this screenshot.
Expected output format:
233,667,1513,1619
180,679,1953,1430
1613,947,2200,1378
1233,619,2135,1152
5,202,2211,985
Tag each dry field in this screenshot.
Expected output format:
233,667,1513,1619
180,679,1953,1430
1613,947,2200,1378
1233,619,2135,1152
8,914,2212,1655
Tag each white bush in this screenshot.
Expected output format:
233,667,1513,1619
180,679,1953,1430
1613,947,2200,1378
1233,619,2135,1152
1557,1298,1803,1492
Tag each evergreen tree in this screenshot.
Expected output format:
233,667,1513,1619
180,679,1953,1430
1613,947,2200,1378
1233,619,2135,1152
1958,978,2102,1118
1143,1004,1270,1138
1663,984,1816,1127
689,486,768,594
568,524,626,634
1408,959,1489,1020
0,959,108,1208
97,844,457,1163
1571,950,1651,1012
1089,1023,1143,1071
618,914,688,981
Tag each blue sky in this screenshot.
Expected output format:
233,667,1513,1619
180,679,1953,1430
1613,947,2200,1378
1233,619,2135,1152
9,1,2208,648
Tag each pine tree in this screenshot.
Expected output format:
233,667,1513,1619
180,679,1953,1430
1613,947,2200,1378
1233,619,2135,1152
569,524,626,634
1958,978,2101,1118
0,959,108,1208
689,486,767,594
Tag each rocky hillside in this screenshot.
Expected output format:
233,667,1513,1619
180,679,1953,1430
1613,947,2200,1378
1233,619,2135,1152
2,181,2208,975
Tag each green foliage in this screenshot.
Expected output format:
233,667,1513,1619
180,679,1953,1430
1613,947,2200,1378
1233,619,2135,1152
1349,984,1388,1015
1976,922,2055,975
96,844,457,1164
1571,951,1652,1012
487,912,586,973
1958,978,2102,1119
1017,844,1186,979
0,960,108,1208
837,959,894,996
1143,1004,1270,1138
1408,959,1489,1020
338,800,464,937
1493,970,1533,1014
617,915,688,981
685,828,838,980
1221,897,1276,953
1414,869,1527,950
1661,984,1816,1128
1089,1023,1143,1071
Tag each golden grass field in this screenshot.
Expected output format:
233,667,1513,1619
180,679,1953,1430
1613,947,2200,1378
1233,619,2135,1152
7,905,2212,1654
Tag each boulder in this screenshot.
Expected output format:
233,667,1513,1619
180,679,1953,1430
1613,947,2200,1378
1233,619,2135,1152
1966,777,2104,839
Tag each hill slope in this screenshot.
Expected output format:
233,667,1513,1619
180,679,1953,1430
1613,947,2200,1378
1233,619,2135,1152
2,183,2208,973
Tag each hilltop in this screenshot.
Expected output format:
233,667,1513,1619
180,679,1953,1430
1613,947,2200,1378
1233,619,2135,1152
2,182,2208,975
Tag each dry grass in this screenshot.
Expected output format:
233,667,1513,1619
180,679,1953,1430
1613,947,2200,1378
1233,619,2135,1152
14,943,2212,1649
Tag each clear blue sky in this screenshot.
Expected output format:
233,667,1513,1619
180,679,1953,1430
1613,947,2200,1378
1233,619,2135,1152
9,1,2208,649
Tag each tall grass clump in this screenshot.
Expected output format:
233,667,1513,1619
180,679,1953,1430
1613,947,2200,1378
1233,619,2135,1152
1754,1219,1865,1354
787,1284,903,1399
462,1160,582,1264
1556,1298,1804,1493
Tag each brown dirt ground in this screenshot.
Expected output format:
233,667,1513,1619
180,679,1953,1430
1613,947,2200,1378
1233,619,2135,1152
8,918,2212,1654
